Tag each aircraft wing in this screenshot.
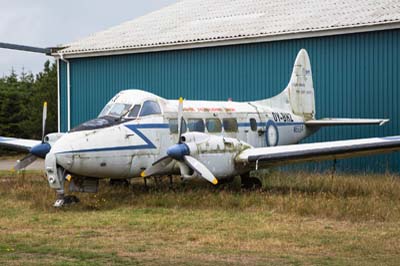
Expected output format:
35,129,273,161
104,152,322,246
305,118,389,127
0,136,41,152
236,136,400,167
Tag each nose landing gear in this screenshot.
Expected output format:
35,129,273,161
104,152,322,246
54,194,80,208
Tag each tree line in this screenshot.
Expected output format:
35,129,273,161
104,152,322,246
0,61,57,154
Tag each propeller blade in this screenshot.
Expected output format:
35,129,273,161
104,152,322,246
42,101,47,143
13,154,38,171
183,155,218,185
178,97,183,143
141,156,174,177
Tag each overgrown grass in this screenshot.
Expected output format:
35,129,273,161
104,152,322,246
0,170,399,265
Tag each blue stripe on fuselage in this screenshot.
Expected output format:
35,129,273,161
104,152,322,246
57,122,305,154
57,123,168,154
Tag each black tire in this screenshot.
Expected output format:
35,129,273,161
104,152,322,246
109,179,130,187
217,176,235,185
241,174,262,190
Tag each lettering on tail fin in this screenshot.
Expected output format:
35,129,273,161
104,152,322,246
253,49,316,120
287,49,315,120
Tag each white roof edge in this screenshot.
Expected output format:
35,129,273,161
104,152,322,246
53,22,400,59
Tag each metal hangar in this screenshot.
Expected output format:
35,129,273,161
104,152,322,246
53,0,400,172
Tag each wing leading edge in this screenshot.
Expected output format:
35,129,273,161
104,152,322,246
0,136,41,152
236,136,400,167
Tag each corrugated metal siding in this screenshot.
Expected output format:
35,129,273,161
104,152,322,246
60,29,400,172
59,61,68,132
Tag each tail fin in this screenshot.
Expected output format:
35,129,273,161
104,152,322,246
256,49,315,120
287,49,315,120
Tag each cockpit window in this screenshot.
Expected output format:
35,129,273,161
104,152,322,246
98,104,112,117
99,103,131,117
140,100,162,117
128,104,141,118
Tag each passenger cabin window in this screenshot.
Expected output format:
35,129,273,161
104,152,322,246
139,100,161,116
223,118,238,132
206,118,222,133
188,119,205,132
169,119,187,134
128,104,141,118
250,118,257,131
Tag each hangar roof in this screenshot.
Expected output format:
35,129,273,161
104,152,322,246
57,0,400,58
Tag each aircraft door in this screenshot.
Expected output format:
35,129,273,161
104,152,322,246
246,116,263,148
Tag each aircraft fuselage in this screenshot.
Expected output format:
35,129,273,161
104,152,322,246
49,90,313,180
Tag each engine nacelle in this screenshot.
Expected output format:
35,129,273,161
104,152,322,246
181,132,252,178
44,133,65,146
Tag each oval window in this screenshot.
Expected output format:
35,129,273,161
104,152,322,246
169,119,187,134
188,119,205,132
206,118,222,133
223,118,238,132
250,118,257,131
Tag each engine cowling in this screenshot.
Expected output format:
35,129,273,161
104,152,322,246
168,132,252,178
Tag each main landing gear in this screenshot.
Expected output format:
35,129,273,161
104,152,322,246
240,173,262,190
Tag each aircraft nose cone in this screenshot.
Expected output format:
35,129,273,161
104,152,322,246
167,144,190,160
30,143,51,158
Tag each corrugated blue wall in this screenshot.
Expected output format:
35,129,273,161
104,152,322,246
59,29,400,172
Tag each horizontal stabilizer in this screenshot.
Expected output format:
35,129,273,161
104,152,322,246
305,118,389,127
236,136,400,167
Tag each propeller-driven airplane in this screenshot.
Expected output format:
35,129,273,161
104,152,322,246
1,49,400,207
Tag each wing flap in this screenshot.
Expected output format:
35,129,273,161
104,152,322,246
305,118,389,127
236,136,400,167
0,136,41,152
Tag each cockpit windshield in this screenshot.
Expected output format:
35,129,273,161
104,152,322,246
98,99,162,119
98,103,131,117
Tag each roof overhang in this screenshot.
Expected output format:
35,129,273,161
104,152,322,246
52,22,400,59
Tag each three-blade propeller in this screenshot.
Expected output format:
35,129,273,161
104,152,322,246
14,102,51,171
142,98,218,185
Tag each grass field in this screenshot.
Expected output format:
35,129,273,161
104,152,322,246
0,170,400,265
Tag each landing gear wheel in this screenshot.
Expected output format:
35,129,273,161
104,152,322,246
216,176,235,185
109,179,130,187
241,174,262,190
64,195,80,205
53,195,80,208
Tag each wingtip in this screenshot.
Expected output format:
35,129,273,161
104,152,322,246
379,119,390,126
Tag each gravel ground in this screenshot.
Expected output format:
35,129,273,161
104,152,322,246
0,157,44,171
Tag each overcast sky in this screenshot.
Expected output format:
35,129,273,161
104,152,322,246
0,0,177,77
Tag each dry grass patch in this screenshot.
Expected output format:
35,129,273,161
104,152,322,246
0,170,399,265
